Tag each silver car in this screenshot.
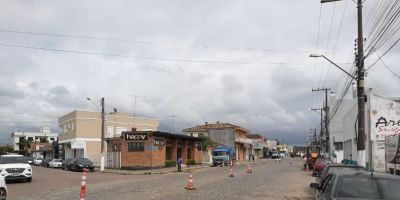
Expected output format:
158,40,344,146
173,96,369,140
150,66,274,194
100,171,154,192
0,174,7,200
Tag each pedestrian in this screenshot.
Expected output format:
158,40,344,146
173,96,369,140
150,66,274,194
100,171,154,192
248,154,252,162
251,154,255,164
177,157,183,172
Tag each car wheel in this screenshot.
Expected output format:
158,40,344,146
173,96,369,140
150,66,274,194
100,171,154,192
0,188,6,200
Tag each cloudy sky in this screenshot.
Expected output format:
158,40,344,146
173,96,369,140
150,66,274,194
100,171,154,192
0,0,399,145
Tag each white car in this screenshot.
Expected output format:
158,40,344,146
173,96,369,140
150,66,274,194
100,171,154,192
33,158,43,166
0,155,32,183
49,159,63,168
0,175,7,200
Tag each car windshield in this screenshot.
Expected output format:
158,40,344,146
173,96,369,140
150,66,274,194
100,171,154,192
77,158,92,164
0,156,28,164
213,151,227,156
378,178,400,199
53,159,62,162
338,177,383,199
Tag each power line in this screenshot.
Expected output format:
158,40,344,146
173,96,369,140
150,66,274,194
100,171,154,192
0,28,323,54
0,42,353,66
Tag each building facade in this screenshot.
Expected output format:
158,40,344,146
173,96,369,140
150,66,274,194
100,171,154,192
247,134,265,159
106,129,203,169
58,111,159,165
11,127,58,155
183,122,250,161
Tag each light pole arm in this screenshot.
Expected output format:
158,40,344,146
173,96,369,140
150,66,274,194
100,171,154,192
320,55,357,80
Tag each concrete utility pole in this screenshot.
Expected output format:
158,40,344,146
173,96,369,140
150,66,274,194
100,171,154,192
309,129,317,145
312,88,331,156
311,108,323,145
355,0,366,151
320,0,366,153
100,97,105,171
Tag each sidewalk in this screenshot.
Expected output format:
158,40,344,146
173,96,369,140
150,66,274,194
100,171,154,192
99,164,211,175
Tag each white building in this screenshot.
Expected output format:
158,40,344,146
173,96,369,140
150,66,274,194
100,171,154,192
11,127,58,153
333,89,400,172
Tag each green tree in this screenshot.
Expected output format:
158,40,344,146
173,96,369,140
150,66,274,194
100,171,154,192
0,145,14,155
18,139,31,156
200,136,215,150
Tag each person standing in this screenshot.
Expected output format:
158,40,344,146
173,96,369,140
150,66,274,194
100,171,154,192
251,154,255,164
177,157,183,172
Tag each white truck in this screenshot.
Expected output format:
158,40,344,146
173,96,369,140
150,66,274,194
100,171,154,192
0,155,33,182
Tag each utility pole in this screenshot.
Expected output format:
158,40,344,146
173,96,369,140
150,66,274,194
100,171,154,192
100,97,105,171
312,88,331,157
356,0,366,151
309,129,317,145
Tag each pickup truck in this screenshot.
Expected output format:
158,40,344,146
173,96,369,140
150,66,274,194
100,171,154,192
212,146,235,166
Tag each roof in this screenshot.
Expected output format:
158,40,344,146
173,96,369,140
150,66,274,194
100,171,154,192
183,122,247,132
247,133,264,139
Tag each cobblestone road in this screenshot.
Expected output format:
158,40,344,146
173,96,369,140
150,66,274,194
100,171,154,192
11,158,313,200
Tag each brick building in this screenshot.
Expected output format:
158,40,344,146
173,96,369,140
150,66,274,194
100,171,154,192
106,129,203,169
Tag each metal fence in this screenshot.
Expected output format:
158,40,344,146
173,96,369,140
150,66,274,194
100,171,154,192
106,152,121,169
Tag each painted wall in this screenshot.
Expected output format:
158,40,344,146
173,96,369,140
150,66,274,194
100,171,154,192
370,94,400,172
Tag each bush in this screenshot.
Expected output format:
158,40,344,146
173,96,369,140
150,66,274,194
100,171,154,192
165,160,176,167
186,159,196,165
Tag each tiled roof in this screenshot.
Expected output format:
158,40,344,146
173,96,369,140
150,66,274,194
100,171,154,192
183,122,247,132
247,133,264,139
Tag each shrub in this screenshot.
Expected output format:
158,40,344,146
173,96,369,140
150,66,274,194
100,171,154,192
186,159,196,165
165,160,176,167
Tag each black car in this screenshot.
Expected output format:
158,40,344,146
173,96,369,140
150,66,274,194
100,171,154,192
317,163,366,183
62,158,94,172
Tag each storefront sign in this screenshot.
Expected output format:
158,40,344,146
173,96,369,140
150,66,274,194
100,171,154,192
71,140,86,149
154,139,165,146
125,133,148,141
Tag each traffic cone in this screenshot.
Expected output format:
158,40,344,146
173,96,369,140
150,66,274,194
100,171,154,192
79,168,88,200
184,173,196,190
228,166,234,177
247,163,252,173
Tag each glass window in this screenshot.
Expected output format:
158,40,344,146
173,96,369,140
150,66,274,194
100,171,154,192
338,177,382,198
128,142,144,152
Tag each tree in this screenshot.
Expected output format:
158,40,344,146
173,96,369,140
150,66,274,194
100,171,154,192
200,136,215,151
0,145,14,155
18,139,31,156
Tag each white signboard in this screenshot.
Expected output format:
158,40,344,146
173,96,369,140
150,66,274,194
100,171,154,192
71,140,86,149
385,135,400,164
370,94,400,172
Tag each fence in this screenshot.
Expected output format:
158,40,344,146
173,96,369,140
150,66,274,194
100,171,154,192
106,152,121,169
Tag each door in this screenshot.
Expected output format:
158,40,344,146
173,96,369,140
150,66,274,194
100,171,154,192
177,147,182,160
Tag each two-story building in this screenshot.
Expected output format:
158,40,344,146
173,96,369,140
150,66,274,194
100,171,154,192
183,122,250,161
11,127,58,156
57,110,159,165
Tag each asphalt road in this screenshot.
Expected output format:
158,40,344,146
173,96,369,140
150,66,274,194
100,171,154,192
9,158,314,200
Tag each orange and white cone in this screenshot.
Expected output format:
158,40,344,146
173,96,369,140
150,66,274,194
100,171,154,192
185,173,196,190
80,168,88,200
247,163,252,173
229,166,234,177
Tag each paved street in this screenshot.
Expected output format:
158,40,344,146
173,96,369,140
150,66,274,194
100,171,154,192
9,158,313,200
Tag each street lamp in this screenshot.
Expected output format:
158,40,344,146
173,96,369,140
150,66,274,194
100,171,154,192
309,54,356,80
86,97,105,172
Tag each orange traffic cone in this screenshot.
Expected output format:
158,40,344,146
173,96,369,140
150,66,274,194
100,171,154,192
228,166,234,177
247,163,252,173
184,173,196,190
80,168,88,200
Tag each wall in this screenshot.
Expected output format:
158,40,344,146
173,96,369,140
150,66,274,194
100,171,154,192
370,94,400,172
208,129,235,147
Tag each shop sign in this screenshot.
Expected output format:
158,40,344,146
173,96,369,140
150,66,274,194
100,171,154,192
154,139,165,146
71,140,85,149
126,133,148,141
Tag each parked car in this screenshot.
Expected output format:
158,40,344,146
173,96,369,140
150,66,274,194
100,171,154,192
0,155,32,183
42,158,52,168
33,158,43,166
48,159,63,168
317,164,366,184
63,158,94,172
312,157,333,177
25,157,33,165
0,175,7,200
310,171,400,200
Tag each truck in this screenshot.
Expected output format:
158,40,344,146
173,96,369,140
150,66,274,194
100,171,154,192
212,146,235,166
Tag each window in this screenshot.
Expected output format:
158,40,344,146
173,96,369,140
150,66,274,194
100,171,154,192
166,147,172,160
71,122,75,130
128,142,144,152
335,142,343,150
